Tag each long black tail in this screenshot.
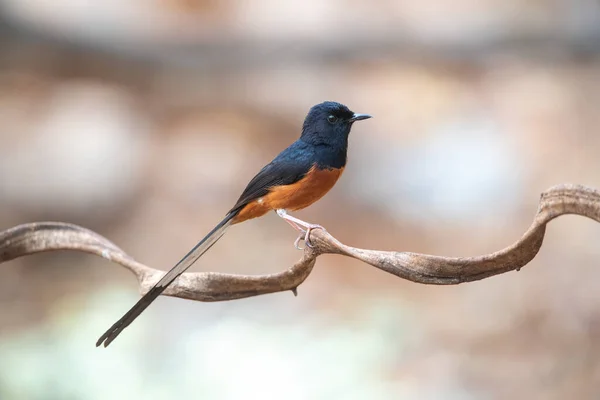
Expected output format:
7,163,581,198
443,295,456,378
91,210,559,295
96,212,236,347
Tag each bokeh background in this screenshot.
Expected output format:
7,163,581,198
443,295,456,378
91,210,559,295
1,0,600,399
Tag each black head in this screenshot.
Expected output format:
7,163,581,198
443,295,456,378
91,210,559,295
300,101,371,147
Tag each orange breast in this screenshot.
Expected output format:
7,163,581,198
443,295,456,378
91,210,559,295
233,165,344,224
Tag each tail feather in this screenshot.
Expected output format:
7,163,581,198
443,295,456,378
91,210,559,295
96,213,236,347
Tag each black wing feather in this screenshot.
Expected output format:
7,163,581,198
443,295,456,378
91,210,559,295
229,141,314,213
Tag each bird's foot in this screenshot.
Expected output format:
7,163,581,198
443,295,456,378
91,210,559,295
295,223,325,249
276,209,326,249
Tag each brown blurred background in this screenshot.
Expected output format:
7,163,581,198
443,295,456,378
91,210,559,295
1,0,600,399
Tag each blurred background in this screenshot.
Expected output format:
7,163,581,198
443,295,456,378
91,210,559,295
1,0,600,398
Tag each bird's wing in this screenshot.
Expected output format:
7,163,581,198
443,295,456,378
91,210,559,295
229,143,313,213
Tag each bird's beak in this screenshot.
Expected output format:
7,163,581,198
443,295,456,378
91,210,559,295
349,113,372,122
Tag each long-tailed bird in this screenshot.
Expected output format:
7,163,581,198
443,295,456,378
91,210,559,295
97,101,371,347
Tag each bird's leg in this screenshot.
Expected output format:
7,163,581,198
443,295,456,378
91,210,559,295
278,212,304,232
276,214,307,249
275,209,306,249
275,209,325,249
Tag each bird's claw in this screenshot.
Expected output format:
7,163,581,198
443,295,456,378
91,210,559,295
294,233,305,250
293,224,325,250
275,209,325,250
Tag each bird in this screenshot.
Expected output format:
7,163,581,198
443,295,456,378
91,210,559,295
96,101,371,347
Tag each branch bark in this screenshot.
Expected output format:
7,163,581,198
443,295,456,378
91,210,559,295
1,183,598,301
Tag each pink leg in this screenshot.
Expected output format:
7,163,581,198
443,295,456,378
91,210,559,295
282,216,303,232
275,209,325,249
278,216,309,248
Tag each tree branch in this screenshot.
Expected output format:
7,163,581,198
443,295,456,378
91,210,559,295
1,183,598,301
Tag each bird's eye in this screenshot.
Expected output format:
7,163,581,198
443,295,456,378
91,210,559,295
327,115,338,124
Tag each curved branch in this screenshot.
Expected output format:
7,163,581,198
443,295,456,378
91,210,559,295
1,184,598,301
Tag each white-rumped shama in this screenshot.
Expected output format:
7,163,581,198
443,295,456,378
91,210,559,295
97,101,371,347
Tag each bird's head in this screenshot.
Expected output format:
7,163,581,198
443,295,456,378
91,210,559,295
300,101,371,146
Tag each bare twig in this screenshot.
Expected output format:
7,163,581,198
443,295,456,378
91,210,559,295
1,184,598,301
